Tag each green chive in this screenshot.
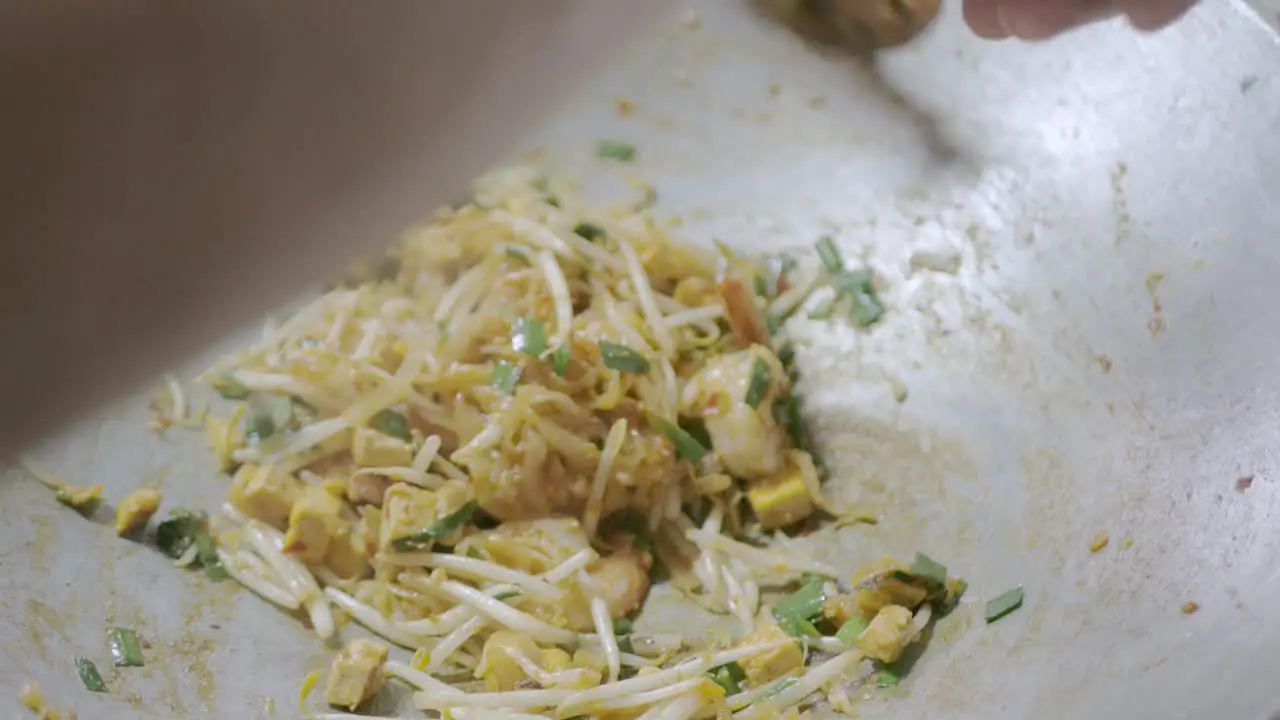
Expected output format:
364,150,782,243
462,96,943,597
194,533,228,580
75,657,106,692
491,361,522,396
877,664,902,688
245,412,275,444
707,662,747,695
649,415,708,463
493,590,522,602
779,616,822,639
772,392,809,450
815,236,844,274
370,409,413,443
985,586,1025,623
765,312,782,336
544,195,562,208
744,357,772,409
597,140,636,162
573,223,607,242
552,344,572,378
835,616,869,646
155,509,205,559
598,341,651,373
466,547,484,560
911,552,948,588
752,273,770,299
617,635,636,655
835,269,885,327
773,576,828,625
211,373,251,400
777,343,796,368
512,317,548,357
107,627,145,667
392,501,479,551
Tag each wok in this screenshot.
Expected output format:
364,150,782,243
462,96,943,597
4,1,1280,717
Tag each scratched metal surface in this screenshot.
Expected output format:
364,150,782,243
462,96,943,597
4,1,1280,718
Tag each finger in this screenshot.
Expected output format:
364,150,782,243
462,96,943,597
1121,0,1197,30
963,0,1008,39
998,0,1117,40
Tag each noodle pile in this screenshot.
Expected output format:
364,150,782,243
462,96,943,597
181,168,958,718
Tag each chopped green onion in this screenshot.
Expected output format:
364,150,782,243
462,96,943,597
493,590,522,602
648,415,708,463
613,618,634,636
245,411,275,444
552,344,572,378
707,662,747,695
778,616,822,639
835,269,884,327
752,273,770,299
985,586,1025,623
466,547,484,560
597,140,636,162
211,373,250,400
835,616,869,646
815,236,844,274
772,392,809,450
491,361,522,396
573,223,607,242
877,664,902,688
777,343,796,368
194,532,228,580
773,576,828,624
370,409,413,443
744,357,772,409
617,635,636,655
544,195,562,208
911,552,948,588
107,627,145,667
392,501,479,551
512,317,548,357
598,341,651,374
75,657,106,692
155,509,205,559
765,312,782,336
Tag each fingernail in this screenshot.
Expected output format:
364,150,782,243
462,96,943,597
998,4,1059,40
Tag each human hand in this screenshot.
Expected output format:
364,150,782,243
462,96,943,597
964,0,1198,40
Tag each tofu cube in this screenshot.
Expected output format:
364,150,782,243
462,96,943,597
324,639,389,711
283,485,344,563
352,428,414,468
740,622,805,686
746,469,814,529
856,605,914,663
114,488,163,536
324,523,371,580
227,464,301,529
